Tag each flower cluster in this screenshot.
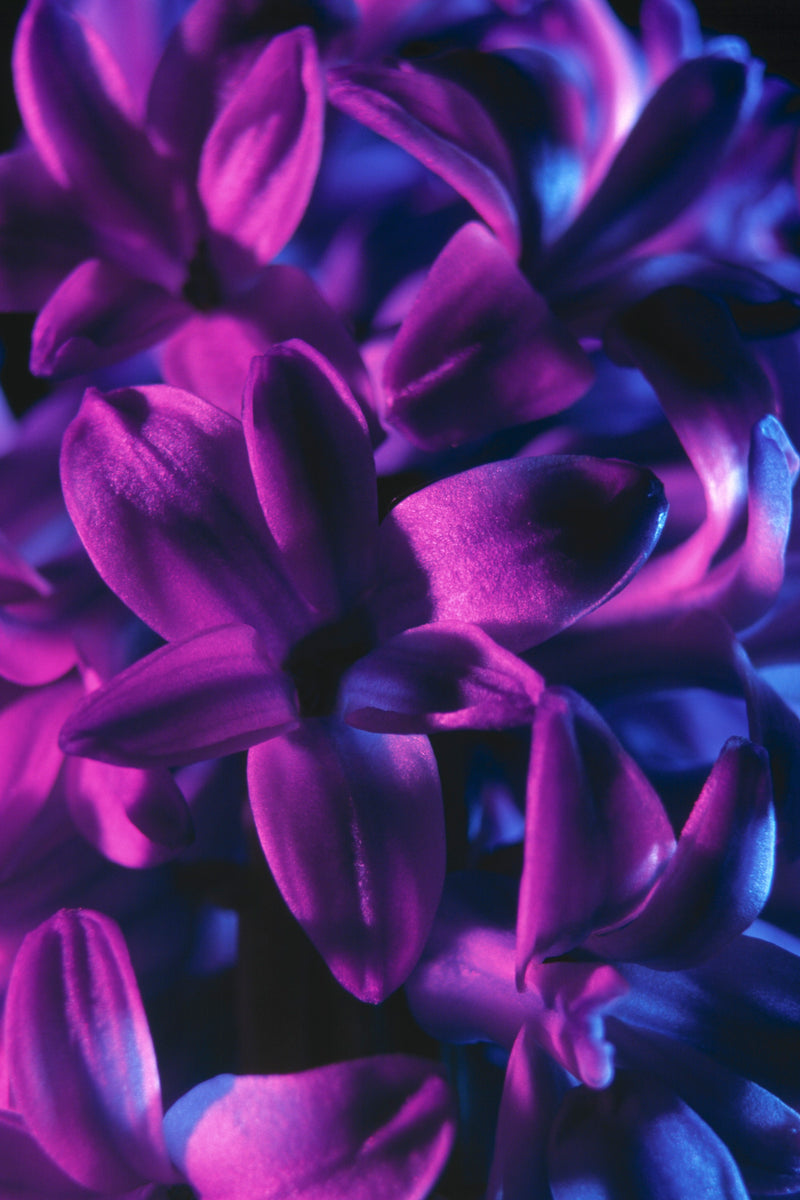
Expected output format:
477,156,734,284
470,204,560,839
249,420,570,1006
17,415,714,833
1,0,800,1196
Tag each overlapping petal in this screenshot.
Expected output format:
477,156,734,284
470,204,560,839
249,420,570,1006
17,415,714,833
199,26,324,283
59,623,298,767
383,222,594,450
4,909,176,1192
340,621,543,733
248,718,445,1002
517,688,675,977
60,383,312,652
328,61,521,256
242,341,377,619
371,456,667,650
163,1057,455,1200
586,737,775,967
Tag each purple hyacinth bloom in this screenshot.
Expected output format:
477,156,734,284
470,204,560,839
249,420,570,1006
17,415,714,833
0,908,455,1198
2,0,328,383
58,338,667,1000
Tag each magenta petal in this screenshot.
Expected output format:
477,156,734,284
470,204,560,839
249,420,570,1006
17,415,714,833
243,342,378,619
161,265,377,432
0,677,80,871
372,456,667,650
0,1111,89,1197
199,26,324,280
164,1058,455,1200
544,55,747,286
517,689,675,978
383,223,594,451
328,63,520,257
5,909,176,1192
0,611,78,686
340,622,544,733
60,624,298,768
248,719,445,1002
0,146,92,310
586,737,775,968
63,757,194,867
31,258,189,378
13,0,189,282
60,383,311,651
486,1025,562,1200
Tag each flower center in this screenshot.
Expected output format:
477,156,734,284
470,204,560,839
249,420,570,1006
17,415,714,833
182,239,222,311
283,608,376,719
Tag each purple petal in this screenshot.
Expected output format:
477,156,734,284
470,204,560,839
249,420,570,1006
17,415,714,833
328,62,520,257
486,1025,560,1200
0,529,52,604
164,1058,455,1200
0,677,80,870
340,621,544,733
382,223,594,451
549,1072,749,1199
62,757,195,867
517,688,675,978
160,264,377,431
586,737,775,967
60,624,298,767
31,258,189,378
199,27,324,283
543,56,748,289
60,383,312,653
407,875,627,1088
0,146,93,311
5,909,176,1192
248,718,445,1002
13,0,191,285
0,1111,89,1197
640,0,702,85
242,341,377,619
372,456,667,651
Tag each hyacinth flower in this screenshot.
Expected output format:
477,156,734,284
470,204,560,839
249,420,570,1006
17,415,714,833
1,0,380,415
56,337,667,1001
406,849,800,1200
0,908,455,1199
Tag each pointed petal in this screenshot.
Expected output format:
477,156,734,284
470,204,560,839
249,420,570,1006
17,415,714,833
549,1072,749,1199
372,456,667,651
13,0,190,283
517,689,675,978
383,223,594,451
543,56,748,288
164,1058,454,1200
242,341,377,619
587,737,775,967
0,147,92,310
0,612,78,686
248,718,445,1002
31,258,189,378
60,383,311,652
63,756,195,867
328,62,520,256
340,621,543,733
5,909,176,1192
486,1026,561,1200
60,624,298,768
199,27,324,281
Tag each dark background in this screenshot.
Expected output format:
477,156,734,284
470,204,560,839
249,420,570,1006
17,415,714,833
0,0,799,413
